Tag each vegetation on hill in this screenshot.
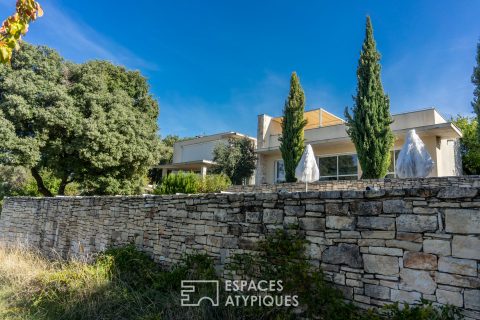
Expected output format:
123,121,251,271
279,72,307,183
0,43,161,196
0,235,463,320
345,17,394,179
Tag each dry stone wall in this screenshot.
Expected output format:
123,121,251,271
0,187,479,318
228,176,480,193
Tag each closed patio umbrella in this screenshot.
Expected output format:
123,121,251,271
396,129,434,178
295,144,320,191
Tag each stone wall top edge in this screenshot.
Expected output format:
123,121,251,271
3,185,480,204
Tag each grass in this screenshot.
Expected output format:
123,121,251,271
0,245,233,320
0,244,464,320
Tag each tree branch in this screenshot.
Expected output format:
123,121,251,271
31,167,53,197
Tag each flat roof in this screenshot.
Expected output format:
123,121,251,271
154,160,217,170
178,131,256,144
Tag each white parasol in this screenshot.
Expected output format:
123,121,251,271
295,144,320,191
395,129,434,178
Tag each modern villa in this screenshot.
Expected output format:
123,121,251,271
255,108,462,185
155,132,257,183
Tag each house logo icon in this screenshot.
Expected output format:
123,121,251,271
180,280,220,307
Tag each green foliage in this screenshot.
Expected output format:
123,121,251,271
380,300,463,320
452,115,480,174
279,72,307,183
0,43,161,196
154,172,231,194
1,245,463,320
345,17,394,179
472,41,480,141
198,174,231,193
212,137,256,185
0,166,79,210
154,172,199,194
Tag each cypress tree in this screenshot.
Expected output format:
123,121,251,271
345,17,394,179
279,72,307,182
472,41,480,141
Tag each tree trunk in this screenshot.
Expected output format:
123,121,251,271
31,168,54,197
58,175,71,196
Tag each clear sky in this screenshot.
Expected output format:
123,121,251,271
1,1,479,138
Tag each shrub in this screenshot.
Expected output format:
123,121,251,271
154,172,231,195
154,172,199,194
198,174,231,193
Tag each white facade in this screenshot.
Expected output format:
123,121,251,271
256,108,462,185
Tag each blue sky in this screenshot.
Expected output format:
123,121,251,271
1,1,479,138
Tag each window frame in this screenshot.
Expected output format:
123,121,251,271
317,153,359,181
386,149,401,178
274,159,286,183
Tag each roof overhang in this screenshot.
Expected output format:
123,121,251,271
256,122,462,154
154,160,216,170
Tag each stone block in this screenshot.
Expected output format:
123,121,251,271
445,209,480,234
363,254,399,275
413,207,438,214
299,217,325,231
321,243,363,268
284,205,305,216
364,284,391,300
305,204,324,212
399,268,436,294
437,187,478,199
436,272,480,288
403,252,437,270
361,231,395,239
391,289,421,304
396,215,437,233
383,199,412,214
350,201,383,215
369,246,403,256
423,239,450,256
357,216,395,230
452,236,480,260
465,290,480,311
436,289,463,307
245,211,261,223
386,240,422,252
326,215,356,230
263,209,283,224
438,257,477,276
325,203,349,215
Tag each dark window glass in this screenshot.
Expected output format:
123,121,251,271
338,155,358,175
318,156,337,177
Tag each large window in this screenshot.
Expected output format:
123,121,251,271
318,154,358,180
275,160,285,183
386,150,401,178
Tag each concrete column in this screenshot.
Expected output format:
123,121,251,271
201,166,207,178
162,168,168,180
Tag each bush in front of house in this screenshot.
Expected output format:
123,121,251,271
154,172,199,194
154,172,231,195
198,174,231,193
